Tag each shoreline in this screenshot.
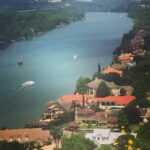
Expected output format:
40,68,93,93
0,9,85,50
0,12,133,129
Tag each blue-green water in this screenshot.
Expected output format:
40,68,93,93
0,12,133,128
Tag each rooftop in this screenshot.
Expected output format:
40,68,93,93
93,95,136,105
102,66,123,75
77,108,95,116
60,94,136,105
0,128,51,143
87,78,119,89
118,53,134,62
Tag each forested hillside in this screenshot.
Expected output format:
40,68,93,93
0,9,84,49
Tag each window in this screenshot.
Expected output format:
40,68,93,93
101,102,105,106
17,135,21,142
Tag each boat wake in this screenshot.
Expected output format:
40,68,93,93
0,80,35,96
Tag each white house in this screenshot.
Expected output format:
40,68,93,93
85,128,122,146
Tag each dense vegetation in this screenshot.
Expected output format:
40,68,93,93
0,8,84,49
0,141,35,150
61,134,96,150
96,81,110,97
76,77,91,94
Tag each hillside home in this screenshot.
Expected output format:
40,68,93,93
0,128,51,146
118,53,134,64
44,102,66,121
85,129,136,146
75,108,117,126
129,36,144,50
93,96,136,110
87,78,120,96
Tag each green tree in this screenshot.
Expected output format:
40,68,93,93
120,88,126,96
134,122,150,150
50,126,63,150
0,141,35,150
117,110,129,129
90,103,101,112
101,73,121,85
61,134,96,150
115,134,135,150
124,106,141,124
76,77,91,94
96,81,110,97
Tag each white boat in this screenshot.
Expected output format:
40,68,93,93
22,81,35,87
73,54,78,60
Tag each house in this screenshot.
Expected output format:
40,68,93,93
129,36,144,50
75,108,117,126
85,128,122,146
102,66,123,76
138,30,149,37
0,128,51,146
133,49,145,56
93,96,136,110
118,53,134,63
87,78,133,96
59,94,136,110
87,78,120,96
44,102,66,121
139,107,150,123
59,94,92,108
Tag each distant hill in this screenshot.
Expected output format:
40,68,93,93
0,0,35,10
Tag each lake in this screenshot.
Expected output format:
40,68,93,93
0,12,133,128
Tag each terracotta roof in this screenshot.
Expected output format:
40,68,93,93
118,53,134,62
77,108,95,116
88,112,117,124
93,96,136,105
60,94,136,105
0,128,52,143
102,66,123,75
60,94,91,103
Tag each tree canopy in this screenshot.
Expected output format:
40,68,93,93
96,81,110,97
61,134,96,150
76,77,91,94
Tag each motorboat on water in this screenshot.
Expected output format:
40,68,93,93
73,54,78,60
17,61,23,65
22,81,35,87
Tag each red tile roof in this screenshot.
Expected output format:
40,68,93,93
118,53,134,62
102,66,123,75
60,94,136,105
61,94,91,102
93,96,136,105
77,108,95,116
90,112,117,123
0,128,52,143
